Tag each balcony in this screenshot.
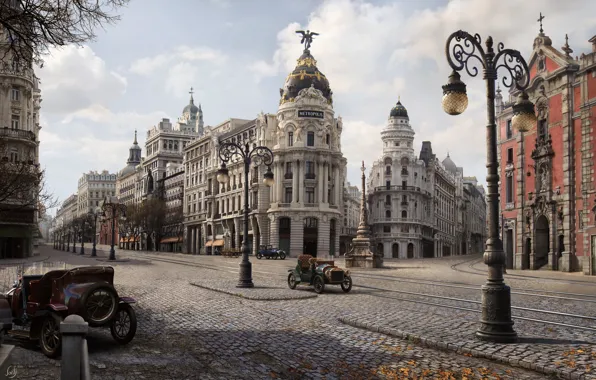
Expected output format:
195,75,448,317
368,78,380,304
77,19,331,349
401,201,409,206
305,173,316,180
305,203,317,207
0,128,36,143
284,172,293,179
401,169,409,176
0,65,35,84
384,171,392,176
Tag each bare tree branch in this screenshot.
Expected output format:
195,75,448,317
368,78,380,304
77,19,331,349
0,0,129,66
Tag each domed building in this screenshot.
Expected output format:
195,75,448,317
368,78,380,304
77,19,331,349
266,34,346,257
367,99,485,259
367,99,436,259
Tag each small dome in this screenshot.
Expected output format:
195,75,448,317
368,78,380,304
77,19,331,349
442,154,457,173
280,49,332,104
183,93,199,115
390,100,408,118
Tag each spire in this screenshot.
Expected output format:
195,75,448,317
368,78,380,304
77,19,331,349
189,87,194,104
562,34,573,57
198,102,202,112
537,12,545,35
133,129,138,144
356,161,371,238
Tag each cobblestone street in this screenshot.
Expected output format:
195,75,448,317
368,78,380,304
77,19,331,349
3,245,596,379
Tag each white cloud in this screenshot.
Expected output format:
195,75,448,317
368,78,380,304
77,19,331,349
257,0,596,188
39,45,127,115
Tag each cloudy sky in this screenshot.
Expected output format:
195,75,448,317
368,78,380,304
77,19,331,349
39,0,596,214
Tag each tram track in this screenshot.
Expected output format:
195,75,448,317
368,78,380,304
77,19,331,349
112,251,596,334
450,256,596,286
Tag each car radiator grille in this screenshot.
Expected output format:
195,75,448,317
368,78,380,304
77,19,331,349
330,271,344,282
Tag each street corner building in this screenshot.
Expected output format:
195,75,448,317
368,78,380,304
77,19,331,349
183,39,347,258
0,30,43,259
367,100,487,259
497,28,596,275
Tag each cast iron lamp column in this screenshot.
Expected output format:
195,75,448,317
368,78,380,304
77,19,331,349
89,208,100,257
79,217,86,255
101,196,127,261
442,30,536,343
216,142,274,288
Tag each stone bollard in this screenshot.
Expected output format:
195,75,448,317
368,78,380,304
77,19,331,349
60,315,89,380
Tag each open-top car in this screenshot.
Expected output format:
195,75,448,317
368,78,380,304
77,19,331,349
256,245,286,260
0,262,137,358
287,254,352,294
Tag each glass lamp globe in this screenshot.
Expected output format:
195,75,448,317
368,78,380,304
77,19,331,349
263,168,274,187
216,164,230,184
441,70,468,116
512,91,536,133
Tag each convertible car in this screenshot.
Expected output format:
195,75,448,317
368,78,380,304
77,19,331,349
0,263,137,358
287,254,352,294
256,245,287,260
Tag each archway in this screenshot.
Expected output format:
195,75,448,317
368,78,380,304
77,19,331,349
534,215,549,268
279,217,291,254
523,238,531,270
376,243,384,257
303,217,318,257
392,243,399,258
407,243,414,258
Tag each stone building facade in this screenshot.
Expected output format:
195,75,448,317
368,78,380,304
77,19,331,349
183,39,346,258
368,100,485,259
0,27,42,258
340,182,360,254
498,28,596,275
76,170,117,217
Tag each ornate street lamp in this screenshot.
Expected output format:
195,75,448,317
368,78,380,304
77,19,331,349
442,30,536,343
101,196,127,261
216,142,274,288
79,217,87,255
88,207,101,257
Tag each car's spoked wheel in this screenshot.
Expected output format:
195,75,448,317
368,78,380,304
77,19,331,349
82,286,118,326
256,253,262,259
341,276,353,293
39,313,62,358
110,304,137,345
279,252,286,260
287,273,297,289
313,275,325,294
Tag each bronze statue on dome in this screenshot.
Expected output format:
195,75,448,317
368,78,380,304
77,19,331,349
296,30,319,50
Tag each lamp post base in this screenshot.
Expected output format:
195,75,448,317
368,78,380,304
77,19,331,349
108,246,116,261
91,245,97,257
476,282,517,343
236,260,254,288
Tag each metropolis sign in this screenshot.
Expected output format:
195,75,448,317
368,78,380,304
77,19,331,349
297,110,324,119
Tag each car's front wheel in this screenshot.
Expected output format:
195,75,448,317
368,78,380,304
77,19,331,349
313,275,325,294
256,253,262,259
341,276,353,293
110,303,137,345
39,313,62,358
278,251,286,260
287,273,297,289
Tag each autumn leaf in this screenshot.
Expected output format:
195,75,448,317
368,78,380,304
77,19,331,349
407,360,417,366
269,371,278,378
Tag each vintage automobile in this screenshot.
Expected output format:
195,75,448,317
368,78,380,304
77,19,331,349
256,245,287,260
287,254,352,294
0,263,137,358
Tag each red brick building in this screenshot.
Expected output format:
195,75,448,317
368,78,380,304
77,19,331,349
498,29,596,275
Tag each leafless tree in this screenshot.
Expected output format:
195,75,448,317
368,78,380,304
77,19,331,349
119,203,142,249
0,140,58,220
0,0,129,66
139,197,166,251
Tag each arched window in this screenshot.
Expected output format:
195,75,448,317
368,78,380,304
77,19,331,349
385,210,391,219
307,131,315,146
288,132,294,147
386,165,391,175
402,210,407,218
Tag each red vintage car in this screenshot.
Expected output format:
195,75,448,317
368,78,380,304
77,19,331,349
0,263,137,358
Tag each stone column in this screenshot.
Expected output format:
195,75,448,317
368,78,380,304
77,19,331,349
270,215,279,249
317,219,330,257
334,166,341,206
324,163,329,203
317,161,324,204
290,217,304,256
292,160,299,203
234,218,241,249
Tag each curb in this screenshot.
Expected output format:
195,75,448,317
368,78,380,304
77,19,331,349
338,316,582,380
0,256,50,267
189,282,317,301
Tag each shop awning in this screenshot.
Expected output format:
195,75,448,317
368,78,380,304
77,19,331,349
205,240,213,247
161,237,182,244
212,239,224,247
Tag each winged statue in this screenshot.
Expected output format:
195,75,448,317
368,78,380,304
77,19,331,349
295,30,319,50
